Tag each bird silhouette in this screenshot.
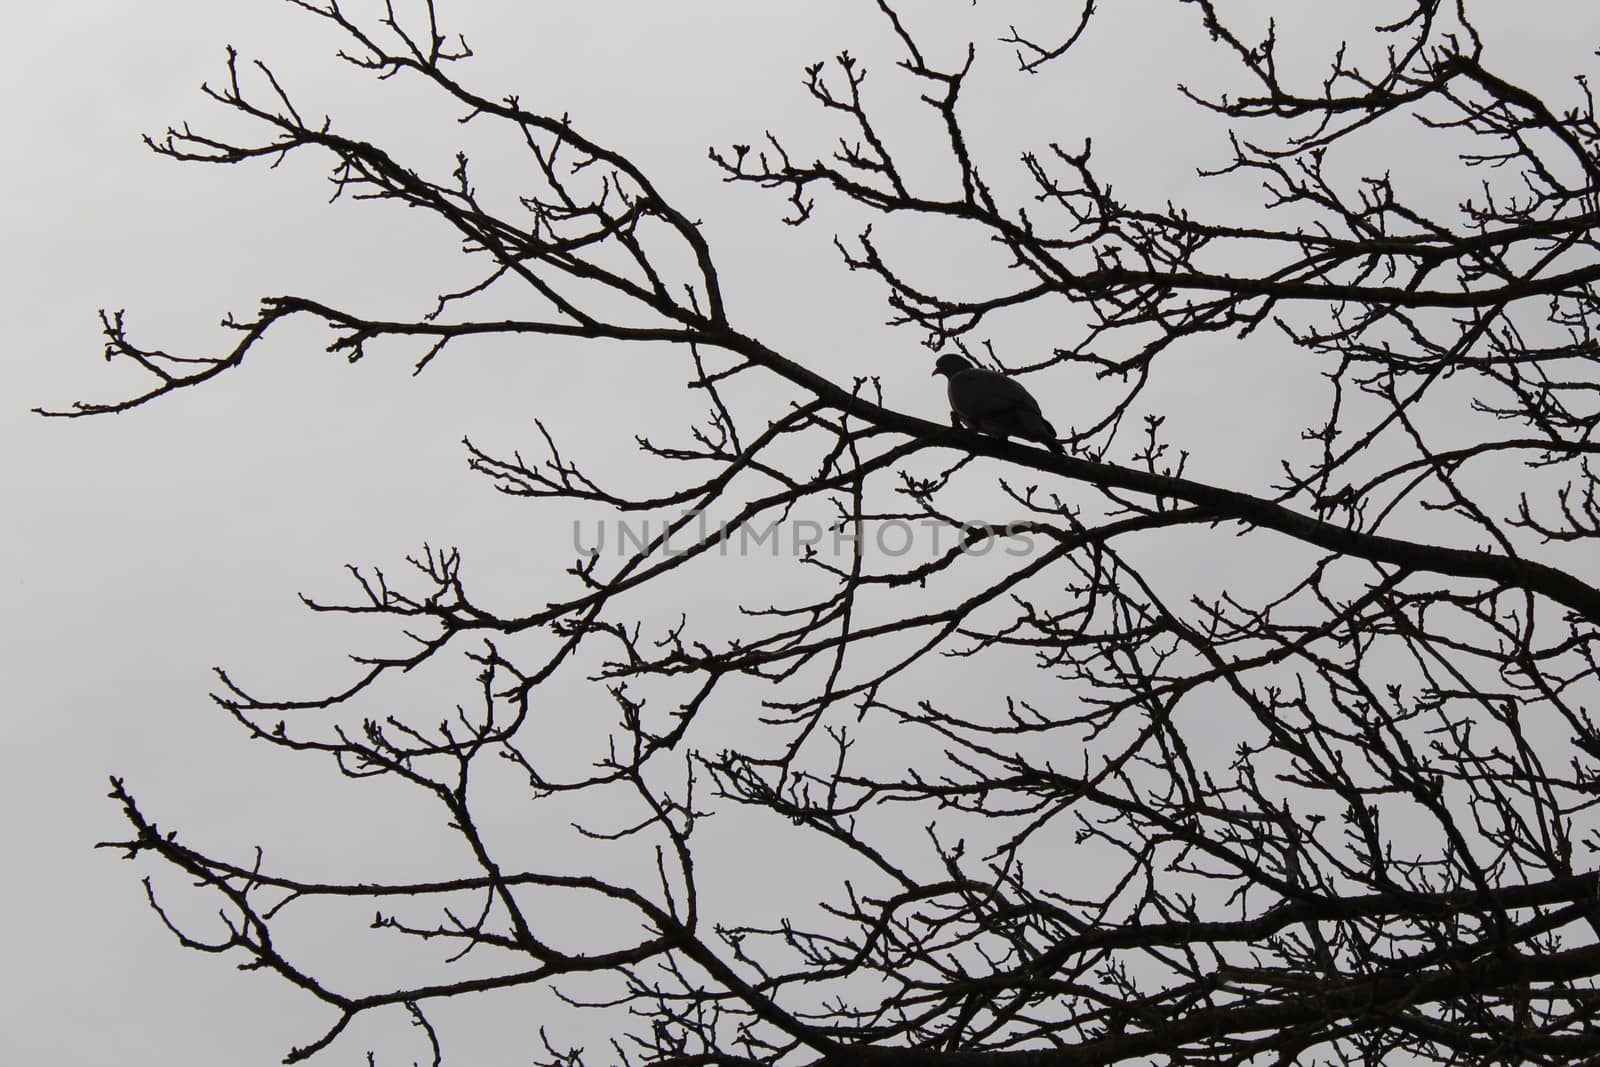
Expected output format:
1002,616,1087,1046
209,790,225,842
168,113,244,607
933,353,1062,454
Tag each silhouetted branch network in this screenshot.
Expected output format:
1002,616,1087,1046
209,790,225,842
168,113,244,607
63,0,1600,1063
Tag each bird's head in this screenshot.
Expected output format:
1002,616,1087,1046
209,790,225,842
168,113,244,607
932,353,975,378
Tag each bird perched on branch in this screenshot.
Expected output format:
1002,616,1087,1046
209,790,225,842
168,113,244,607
933,353,1063,454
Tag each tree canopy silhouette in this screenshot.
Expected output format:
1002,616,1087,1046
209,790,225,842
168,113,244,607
56,1,1600,1063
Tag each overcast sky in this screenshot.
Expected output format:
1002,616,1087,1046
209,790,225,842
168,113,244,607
7,2,1600,1064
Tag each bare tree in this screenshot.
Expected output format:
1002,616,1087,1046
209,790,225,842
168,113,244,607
51,0,1600,1062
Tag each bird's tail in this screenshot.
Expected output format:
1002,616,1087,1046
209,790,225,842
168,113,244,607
1025,413,1064,454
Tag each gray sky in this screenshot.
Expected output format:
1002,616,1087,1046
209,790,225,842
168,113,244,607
7,1,1600,1064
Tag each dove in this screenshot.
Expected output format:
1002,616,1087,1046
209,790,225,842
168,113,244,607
933,353,1062,454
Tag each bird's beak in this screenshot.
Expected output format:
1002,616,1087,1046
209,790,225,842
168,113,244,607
930,367,939,376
